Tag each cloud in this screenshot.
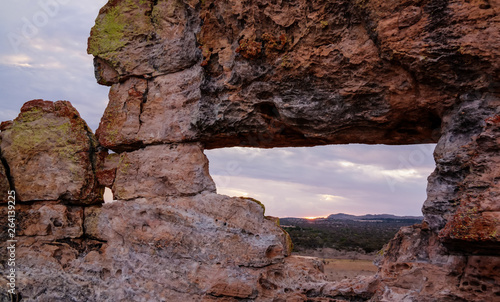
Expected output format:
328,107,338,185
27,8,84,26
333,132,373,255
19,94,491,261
211,175,353,218
206,144,435,217
318,194,347,202
0,54,34,67
0,0,109,130
206,144,434,189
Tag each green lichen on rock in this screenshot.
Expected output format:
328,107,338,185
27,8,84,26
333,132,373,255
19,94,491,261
88,0,153,56
88,6,127,56
0,100,102,203
15,106,44,123
6,114,87,184
7,103,92,164
11,118,67,153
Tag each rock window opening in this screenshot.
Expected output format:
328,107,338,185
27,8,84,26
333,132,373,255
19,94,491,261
205,144,436,281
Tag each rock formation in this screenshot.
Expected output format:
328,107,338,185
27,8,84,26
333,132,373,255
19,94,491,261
1,0,499,301
0,100,103,204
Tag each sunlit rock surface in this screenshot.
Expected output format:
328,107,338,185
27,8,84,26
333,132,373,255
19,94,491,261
0,0,498,300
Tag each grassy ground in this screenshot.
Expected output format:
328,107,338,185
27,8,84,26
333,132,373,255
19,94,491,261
322,258,377,282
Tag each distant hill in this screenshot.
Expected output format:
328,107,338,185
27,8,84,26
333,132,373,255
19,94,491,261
280,213,423,253
327,213,423,221
282,213,423,222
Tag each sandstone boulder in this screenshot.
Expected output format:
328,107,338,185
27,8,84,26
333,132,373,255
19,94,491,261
2,193,303,301
0,100,103,204
435,101,500,254
90,193,290,266
375,222,500,301
90,0,497,152
112,143,216,200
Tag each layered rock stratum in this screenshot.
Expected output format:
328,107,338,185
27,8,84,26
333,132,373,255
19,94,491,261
1,0,499,301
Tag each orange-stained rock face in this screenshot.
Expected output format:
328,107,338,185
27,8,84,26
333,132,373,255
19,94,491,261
88,0,498,150
0,0,498,301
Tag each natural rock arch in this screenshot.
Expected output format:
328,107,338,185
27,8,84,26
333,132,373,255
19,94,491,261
1,0,499,301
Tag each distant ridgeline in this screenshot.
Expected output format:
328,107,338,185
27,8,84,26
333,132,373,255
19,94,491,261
281,214,423,253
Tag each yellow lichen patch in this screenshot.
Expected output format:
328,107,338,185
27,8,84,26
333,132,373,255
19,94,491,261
9,117,79,161
88,0,153,56
283,229,294,255
199,45,212,67
240,196,266,213
88,6,127,55
3,102,95,191
118,154,133,175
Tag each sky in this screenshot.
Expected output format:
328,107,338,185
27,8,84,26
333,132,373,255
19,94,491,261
0,0,437,218
0,0,110,128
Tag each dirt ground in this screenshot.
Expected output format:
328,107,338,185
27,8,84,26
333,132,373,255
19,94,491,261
293,249,379,282
322,258,378,282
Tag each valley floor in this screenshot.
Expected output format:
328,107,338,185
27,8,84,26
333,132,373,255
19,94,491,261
294,248,378,282
322,258,377,282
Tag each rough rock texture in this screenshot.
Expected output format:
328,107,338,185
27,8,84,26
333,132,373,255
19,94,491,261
96,66,204,151
0,100,103,204
426,97,500,254
14,202,84,239
374,223,500,301
0,0,499,301
89,0,498,151
112,143,216,200
88,0,200,83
